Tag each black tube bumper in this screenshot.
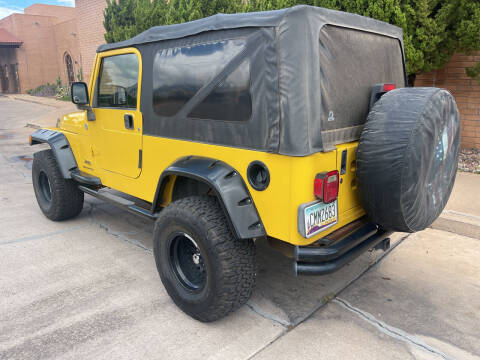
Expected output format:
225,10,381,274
294,223,393,276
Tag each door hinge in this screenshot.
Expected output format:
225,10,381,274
138,149,142,168
340,149,347,175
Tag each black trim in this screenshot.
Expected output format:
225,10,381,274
152,156,266,240
79,185,158,220
294,223,393,275
340,149,347,175
247,160,270,191
71,170,102,186
30,129,78,179
124,114,134,129
369,83,388,111
70,82,89,105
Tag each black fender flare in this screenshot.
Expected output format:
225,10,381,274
152,156,266,240
30,129,78,179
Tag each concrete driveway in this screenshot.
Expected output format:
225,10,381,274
1,96,479,360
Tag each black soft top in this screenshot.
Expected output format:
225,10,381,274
98,6,402,53
98,6,406,156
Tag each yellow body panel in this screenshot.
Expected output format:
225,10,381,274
54,125,365,246
52,48,366,246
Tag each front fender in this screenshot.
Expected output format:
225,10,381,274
153,156,266,240
30,129,78,178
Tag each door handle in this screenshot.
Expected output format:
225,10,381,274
124,114,134,129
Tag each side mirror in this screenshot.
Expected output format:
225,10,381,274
115,86,127,105
71,82,95,121
71,82,89,106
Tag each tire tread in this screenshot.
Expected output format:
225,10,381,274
154,196,256,322
32,149,84,221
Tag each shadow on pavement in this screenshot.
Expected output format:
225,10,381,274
83,197,407,327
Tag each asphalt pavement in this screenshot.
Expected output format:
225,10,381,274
0,95,479,360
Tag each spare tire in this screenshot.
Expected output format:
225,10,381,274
357,87,460,232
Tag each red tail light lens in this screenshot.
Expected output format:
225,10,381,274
314,170,339,203
314,177,324,200
382,83,396,92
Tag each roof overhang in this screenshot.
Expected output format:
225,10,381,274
0,42,21,48
0,28,22,48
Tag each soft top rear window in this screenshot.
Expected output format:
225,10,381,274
318,25,405,132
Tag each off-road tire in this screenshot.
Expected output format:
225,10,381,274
32,149,84,221
153,196,256,322
357,88,459,232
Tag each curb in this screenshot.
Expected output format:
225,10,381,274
430,211,480,240
10,96,60,108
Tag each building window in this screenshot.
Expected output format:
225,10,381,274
64,52,75,85
96,53,139,109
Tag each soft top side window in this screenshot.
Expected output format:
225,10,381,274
97,53,139,109
188,59,251,122
152,39,252,122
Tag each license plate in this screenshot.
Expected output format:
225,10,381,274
300,200,338,238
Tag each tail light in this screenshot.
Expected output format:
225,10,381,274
382,83,396,92
314,170,339,203
369,83,396,110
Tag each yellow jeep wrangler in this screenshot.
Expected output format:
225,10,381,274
29,6,460,322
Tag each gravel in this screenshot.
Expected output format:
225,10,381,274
458,148,480,174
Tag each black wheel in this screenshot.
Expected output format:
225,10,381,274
32,149,84,221
153,196,256,322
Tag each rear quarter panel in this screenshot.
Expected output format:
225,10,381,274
288,141,364,246
127,136,364,246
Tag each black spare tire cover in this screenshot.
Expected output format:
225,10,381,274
357,87,460,232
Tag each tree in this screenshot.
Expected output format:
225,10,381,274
401,0,480,77
309,0,480,77
457,1,480,84
103,0,480,78
104,0,245,42
103,0,135,43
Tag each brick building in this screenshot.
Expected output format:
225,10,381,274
415,52,480,150
0,4,81,93
75,0,107,84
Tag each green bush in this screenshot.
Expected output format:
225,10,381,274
54,78,70,101
26,78,70,101
466,62,480,85
27,83,57,97
103,0,480,78
76,68,84,82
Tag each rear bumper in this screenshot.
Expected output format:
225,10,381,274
294,222,392,276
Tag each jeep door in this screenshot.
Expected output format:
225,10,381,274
91,49,143,179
